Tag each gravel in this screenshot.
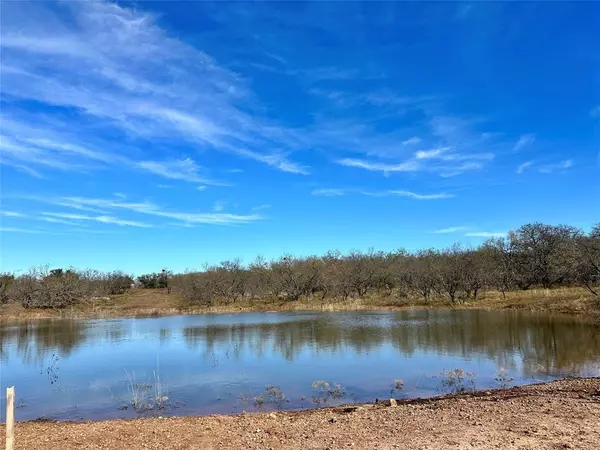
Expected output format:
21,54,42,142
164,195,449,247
4,378,600,450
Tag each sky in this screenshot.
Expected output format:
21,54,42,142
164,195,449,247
1,1,599,274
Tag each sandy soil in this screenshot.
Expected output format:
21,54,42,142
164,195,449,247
4,378,599,450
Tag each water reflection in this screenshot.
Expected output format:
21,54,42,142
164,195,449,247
2,310,599,421
2,310,600,373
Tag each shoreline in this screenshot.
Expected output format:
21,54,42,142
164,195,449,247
1,286,599,322
4,377,599,449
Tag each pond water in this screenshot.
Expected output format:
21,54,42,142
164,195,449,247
1,309,599,421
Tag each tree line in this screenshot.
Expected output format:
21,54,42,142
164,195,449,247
1,222,599,309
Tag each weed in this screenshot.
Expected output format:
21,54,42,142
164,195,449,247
329,383,344,399
437,369,476,394
311,380,345,404
390,378,404,397
495,367,514,388
124,366,171,412
41,353,60,384
253,394,265,408
265,385,286,408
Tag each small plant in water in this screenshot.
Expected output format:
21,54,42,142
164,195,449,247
390,379,404,397
329,383,344,399
438,369,476,394
124,367,171,412
495,367,514,389
41,354,60,385
311,380,345,405
265,385,286,408
237,393,249,405
253,394,265,408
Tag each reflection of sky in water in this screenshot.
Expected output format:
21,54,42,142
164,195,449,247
1,310,599,421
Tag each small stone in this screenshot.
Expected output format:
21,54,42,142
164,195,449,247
389,399,397,407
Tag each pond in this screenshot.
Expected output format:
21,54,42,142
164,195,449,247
1,309,599,421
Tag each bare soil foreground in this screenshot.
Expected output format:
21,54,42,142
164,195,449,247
4,378,599,450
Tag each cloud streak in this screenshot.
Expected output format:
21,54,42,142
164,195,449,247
311,188,349,196
42,212,153,228
0,1,307,178
0,211,26,218
433,226,469,234
512,134,535,152
32,196,262,226
538,159,573,174
312,188,453,200
516,161,533,174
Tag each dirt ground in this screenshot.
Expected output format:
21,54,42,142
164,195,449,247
2,286,599,322
4,378,599,450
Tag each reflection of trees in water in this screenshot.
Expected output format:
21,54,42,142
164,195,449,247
0,320,127,365
0,320,89,364
3,311,600,377
181,311,600,375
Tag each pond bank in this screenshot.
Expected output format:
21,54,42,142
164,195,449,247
4,377,599,450
1,286,599,322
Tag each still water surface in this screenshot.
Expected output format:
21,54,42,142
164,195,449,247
2,309,599,421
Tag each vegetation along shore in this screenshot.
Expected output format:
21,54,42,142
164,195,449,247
1,222,599,321
2,378,599,449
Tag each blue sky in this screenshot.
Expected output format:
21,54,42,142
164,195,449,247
1,1,599,274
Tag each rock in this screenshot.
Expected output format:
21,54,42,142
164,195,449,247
328,418,337,423
389,399,397,407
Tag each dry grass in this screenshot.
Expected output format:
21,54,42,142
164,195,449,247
1,286,598,322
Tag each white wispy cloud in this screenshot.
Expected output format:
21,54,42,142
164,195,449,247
136,159,225,186
0,1,307,177
516,161,533,174
465,231,506,238
402,137,421,146
212,201,226,212
433,226,469,234
42,212,152,228
311,188,349,196
252,204,271,211
337,150,492,177
512,134,536,152
233,149,309,175
415,148,449,160
370,190,454,200
196,186,207,191
538,159,573,174
0,227,45,234
1,119,229,185
36,196,262,226
337,158,420,173
40,217,88,227
0,211,26,218
312,188,453,200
